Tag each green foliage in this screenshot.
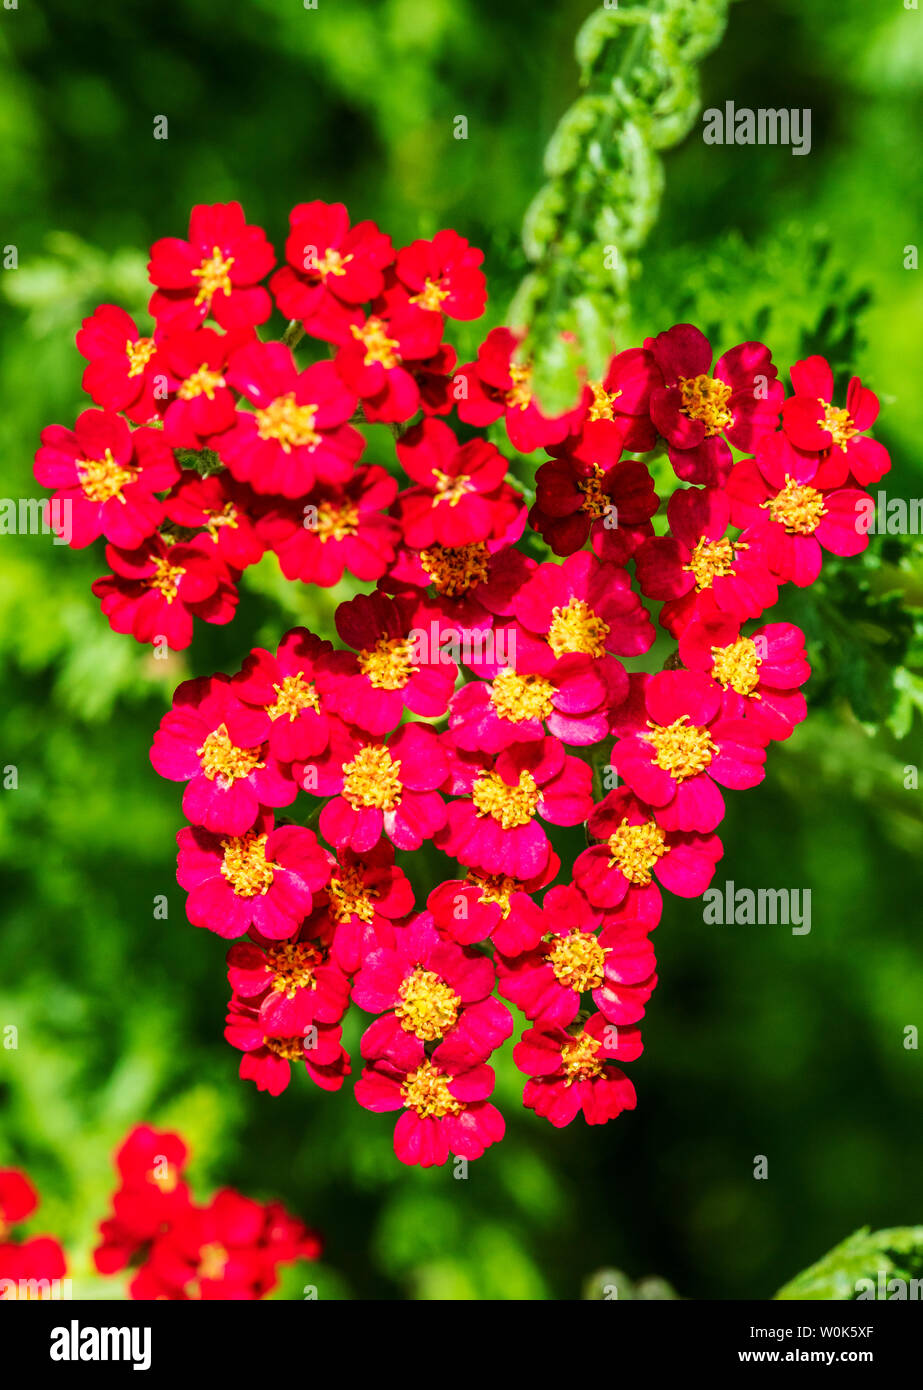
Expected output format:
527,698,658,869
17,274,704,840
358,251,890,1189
511,0,731,407
776,1227,923,1301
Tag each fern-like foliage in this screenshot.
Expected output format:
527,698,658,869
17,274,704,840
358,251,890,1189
776,1227,923,1301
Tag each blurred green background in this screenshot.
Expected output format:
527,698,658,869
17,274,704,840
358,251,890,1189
1,0,921,1299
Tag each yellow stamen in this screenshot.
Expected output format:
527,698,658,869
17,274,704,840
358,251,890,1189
191,246,235,308
197,724,265,783
266,942,322,998
77,448,136,504
419,542,490,596
431,470,475,508
220,830,277,896
317,247,352,278
356,636,415,691
328,864,377,923
256,393,320,452
678,373,734,436
341,745,403,810
643,715,717,781
178,363,226,400
683,535,742,591
549,930,608,992
578,463,611,519
561,1030,605,1085
505,361,532,410
586,381,622,422
606,817,667,885
267,672,319,722
468,869,517,918
710,636,762,697
395,967,461,1040
125,337,156,377
547,596,610,659
764,475,827,535
147,555,186,603
400,1060,463,1118
818,400,857,451
490,668,555,723
471,769,540,828
314,500,360,542
350,317,400,369
409,277,449,311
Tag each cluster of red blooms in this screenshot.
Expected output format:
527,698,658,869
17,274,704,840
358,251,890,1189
39,202,890,1167
0,1125,320,1300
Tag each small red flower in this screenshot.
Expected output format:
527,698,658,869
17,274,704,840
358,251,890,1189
355,1047,504,1167
611,670,770,833
332,305,444,423
325,842,415,974
177,810,331,939
574,786,723,910
679,614,810,742
781,355,890,487
390,229,487,321
394,417,518,548
150,675,295,834
76,304,164,423
297,719,448,853
225,1001,350,1096
92,533,237,650
35,409,178,550
436,735,593,881
514,1011,641,1127
647,324,783,485
271,200,395,337
159,326,251,448
219,341,362,497
164,471,265,572
232,627,339,763
456,327,574,452
427,857,555,954
513,549,656,660
148,201,274,331
529,450,657,563
226,924,350,1031
563,347,662,453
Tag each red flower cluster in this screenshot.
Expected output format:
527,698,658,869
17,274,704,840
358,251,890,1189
43,204,890,1166
92,1124,321,1299
2,1124,318,1300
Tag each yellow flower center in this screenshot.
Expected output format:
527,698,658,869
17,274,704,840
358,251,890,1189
764,475,827,535
468,869,517,918
178,363,227,400
266,942,322,998
586,381,622,422
264,1035,308,1061
710,635,762,696
606,817,667,884
204,502,239,539
341,745,403,810
77,448,136,504
419,542,490,596
818,400,858,451
220,830,277,896
489,668,555,723
683,535,741,591
547,596,610,658
328,864,377,923
578,463,611,519
267,672,320,722
679,373,734,435
400,1060,463,1118
191,246,235,308
356,636,415,690
256,393,320,452
350,316,400,369
147,555,186,603
431,470,475,507
505,361,533,410
409,277,449,311
197,723,265,783
197,1242,229,1282
561,1031,605,1085
317,247,352,278
395,967,461,1040
471,769,540,828
125,337,156,377
549,930,608,992
643,715,718,781
314,500,360,542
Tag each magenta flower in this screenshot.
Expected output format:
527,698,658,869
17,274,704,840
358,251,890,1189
513,549,655,660
455,327,575,453
164,471,265,573
148,201,275,331
159,325,251,448
514,1012,641,1128
426,857,555,954
679,613,811,742
226,925,350,1031
391,229,487,321
225,1001,349,1096
92,534,237,651
529,450,657,564
270,200,395,337
324,842,415,974
150,675,295,835
177,810,331,939
394,417,518,548
232,627,339,763
781,355,890,487
76,304,164,424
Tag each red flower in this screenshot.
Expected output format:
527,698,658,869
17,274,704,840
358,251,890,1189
76,304,164,423
35,409,178,549
394,417,518,548
257,464,401,588
92,533,237,650
270,200,395,337
514,1011,640,1127
226,924,350,1030
0,1170,38,1232
219,341,362,497
513,549,655,660
177,810,331,939
332,305,443,423
574,786,723,910
325,842,415,974
353,913,512,1068
164,471,265,572
297,719,448,853
390,229,486,320
647,324,783,485
324,591,458,735
225,1002,350,1096
634,486,778,637
529,450,657,563
611,670,770,833
448,621,624,751
232,627,339,763
563,347,662,453
726,432,871,586
497,883,657,1028
383,538,533,631
679,613,810,742
427,857,555,954
456,327,574,452
159,326,251,448
355,1047,504,1167
781,356,890,486
150,674,295,834
148,201,274,330
0,1237,67,1295
436,736,593,880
